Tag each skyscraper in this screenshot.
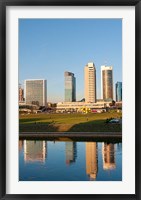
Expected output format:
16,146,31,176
25,79,47,106
115,82,122,102
101,65,113,100
84,62,96,103
64,71,76,102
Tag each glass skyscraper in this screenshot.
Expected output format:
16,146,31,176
25,79,47,106
64,71,76,102
101,66,113,100
115,82,122,102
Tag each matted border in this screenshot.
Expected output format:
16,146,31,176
0,0,141,199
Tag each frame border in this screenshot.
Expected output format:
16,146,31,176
0,0,141,199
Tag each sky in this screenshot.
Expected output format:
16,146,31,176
19,19,122,103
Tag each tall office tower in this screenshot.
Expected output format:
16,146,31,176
115,82,122,102
24,140,47,163
25,79,47,106
19,86,24,102
102,143,116,170
64,71,76,102
65,142,77,165
84,62,96,103
101,66,113,100
86,142,98,180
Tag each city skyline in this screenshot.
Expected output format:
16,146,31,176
19,19,122,102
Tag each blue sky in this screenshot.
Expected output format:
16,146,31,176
19,19,122,103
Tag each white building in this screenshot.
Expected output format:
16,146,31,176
56,101,112,113
84,62,96,103
24,79,47,106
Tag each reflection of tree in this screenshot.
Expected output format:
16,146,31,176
65,142,77,165
102,143,116,170
24,140,47,163
86,142,98,180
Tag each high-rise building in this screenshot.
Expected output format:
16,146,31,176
86,142,98,180
115,82,122,102
25,79,47,106
101,66,113,100
64,71,76,102
84,62,96,103
102,143,116,170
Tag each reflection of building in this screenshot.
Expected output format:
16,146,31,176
64,71,76,102
115,82,122,102
19,140,23,151
102,143,116,170
65,142,77,165
25,79,47,106
86,142,98,180
84,62,96,103
24,140,47,162
101,66,113,100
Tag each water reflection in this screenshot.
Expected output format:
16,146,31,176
19,139,122,181
102,143,116,170
19,140,23,152
65,142,77,165
23,140,47,163
86,142,98,180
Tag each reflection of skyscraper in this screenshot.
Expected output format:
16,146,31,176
64,71,76,102
115,82,122,102
19,140,23,151
101,66,113,100
65,142,77,165
24,140,47,163
102,143,116,170
84,62,96,103
86,142,98,180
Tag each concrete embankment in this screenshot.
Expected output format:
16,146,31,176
19,132,122,142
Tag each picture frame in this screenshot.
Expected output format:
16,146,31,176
0,0,141,199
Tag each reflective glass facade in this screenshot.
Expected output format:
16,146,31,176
25,79,47,106
101,66,113,100
115,82,122,102
64,72,76,102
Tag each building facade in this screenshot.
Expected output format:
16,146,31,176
19,87,24,102
84,62,96,103
115,82,122,102
101,65,113,100
64,71,76,102
24,79,47,106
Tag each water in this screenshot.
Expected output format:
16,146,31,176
19,139,122,181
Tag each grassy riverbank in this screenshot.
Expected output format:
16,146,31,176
19,112,122,132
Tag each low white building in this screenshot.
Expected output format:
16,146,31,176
56,101,112,113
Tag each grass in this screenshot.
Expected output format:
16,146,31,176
19,112,122,132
